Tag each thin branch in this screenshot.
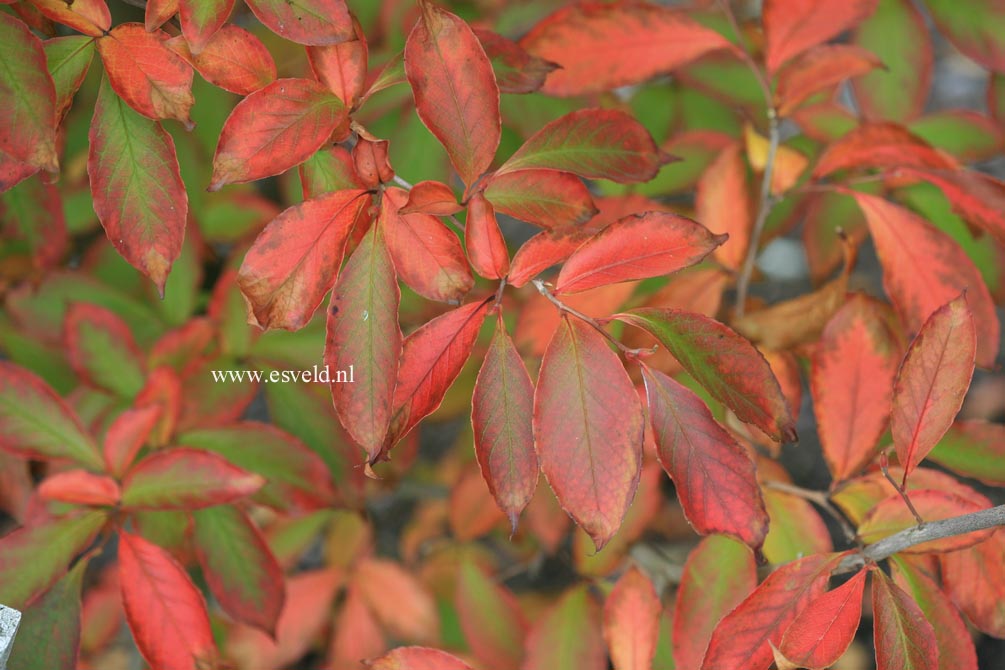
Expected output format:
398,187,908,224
715,0,774,105
834,504,1005,575
881,453,925,526
392,175,414,190
734,109,779,318
532,280,655,358
763,480,857,544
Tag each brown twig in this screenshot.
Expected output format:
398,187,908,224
532,280,656,358
880,452,925,526
763,480,858,544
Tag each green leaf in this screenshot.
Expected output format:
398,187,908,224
523,586,605,670
43,36,95,121
928,421,1005,486
0,362,103,469
7,555,87,670
0,511,106,608
923,0,1005,72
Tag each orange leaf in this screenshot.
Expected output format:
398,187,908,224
603,567,661,670
399,180,461,216
38,470,121,506
534,316,644,550
520,2,734,96
940,529,1005,638
892,294,976,482
355,558,439,644
776,45,882,116
27,0,110,37
696,143,751,271
465,193,509,279
777,570,867,669
762,0,878,73
367,647,473,670
404,1,499,187
859,489,991,552
168,25,276,96
308,20,368,109
814,123,957,177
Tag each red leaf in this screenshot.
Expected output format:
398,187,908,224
859,489,991,552
325,219,401,461
483,169,597,229
0,14,59,173
367,647,473,670
65,303,146,397
777,569,866,669
355,558,439,643
382,187,472,303
814,123,956,177
641,364,768,548
88,76,187,293
472,316,538,531
168,25,276,96
97,24,194,127
850,192,998,368
399,180,461,216
0,150,38,193
700,553,841,670
118,530,216,670
328,582,385,668
776,45,882,116
872,568,938,670
890,555,978,670
695,143,751,271
237,189,370,330
352,138,393,188
534,316,644,550
121,448,264,509
892,294,976,482
26,0,110,37
449,463,506,541
210,78,348,190
898,167,1005,249
498,109,669,184
617,309,797,442
38,470,121,507
520,2,733,96
245,0,353,46
474,28,557,94
811,294,901,482
508,227,597,289
178,0,233,54
308,21,367,108
603,567,661,670
103,405,161,478
762,0,878,73
674,535,757,670
455,560,527,670
145,0,177,31
192,505,284,636
465,193,509,279
555,211,724,294
0,362,103,469
940,529,1005,638
389,299,491,447
852,0,932,122
404,1,500,187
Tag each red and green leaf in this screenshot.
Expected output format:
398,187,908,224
523,586,606,670
404,1,500,187
455,560,527,670
928,420,1005,486
534,315,644,550
121,448,264,509
178,0,233,54
44,36,96,122
474,28,557,94
923,0,1005,72
483,169,597,229
308,26,367,109
65,303,146,398
244,0,354,46
777,570,867,669
872,568,938,670
103,405,161,477
38,470,121,507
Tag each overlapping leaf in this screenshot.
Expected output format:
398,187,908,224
923,0,1005,72
121,448,264,509
367,647,473,670
178,0,233,54
404,1,499,186
776,45,882,116
695,143,750,270
483,169,597,229
777,570,867,669
44,36,96,122
940,530,1005,638
465,193,509,279
244,0,354,46
474,28,557,94
308,26,367,109
27,0,110,37
872,568,939,670
762,0,878,73
534,316,643,550
168,26,276,96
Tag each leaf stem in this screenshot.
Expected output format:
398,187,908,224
834,504,1005,575
763,480,858,544
532,279,655,358
715,0,774,105
880,453,925,526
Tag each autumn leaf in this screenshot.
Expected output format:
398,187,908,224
26,0,110,37
325,219,401,461
472,316,538,531
520,2,734,96
924,0,1005,72
523,586,606,670
465,193,509,279
762,0,878,73
474,28,557,94
892,294,976,483
814,123,956,177
307,20,367,109
498,109,670,183
210,78,348,190
177,0,233,54
455,560,527,670
404,1,500,187
871,568,939,670
850,191,998,367
118,530,217,670
858,489,991,552
355,558,439,643
367,647,473,670
534,316,643,550
0,14,59,173
399,180,460,215
145,0,178,31
940,529,1005,638
244,0,354,46
483,169,597,229
603,567,661,670
65,303,146,398
811,294,901,482
121,448,264,509
88,76,187,294
237,189,370,330
776,45,882,116
555,211,725,294
168,25,276,96
617,309,797,442
777,569,867,669
103,405,162,478
928,421,1005,487
674,535,757,670
38,470,121,507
